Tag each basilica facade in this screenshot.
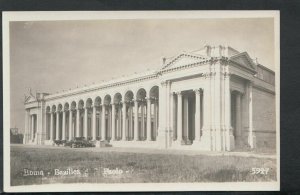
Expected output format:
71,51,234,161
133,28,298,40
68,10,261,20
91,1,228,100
23,45,276,151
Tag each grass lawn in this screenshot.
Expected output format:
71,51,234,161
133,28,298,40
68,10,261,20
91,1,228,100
10,145,277,186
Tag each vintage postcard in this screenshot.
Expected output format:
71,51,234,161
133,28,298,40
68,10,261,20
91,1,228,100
3,11,280,192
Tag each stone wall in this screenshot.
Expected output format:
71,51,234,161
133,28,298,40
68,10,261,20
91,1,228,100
252,87,276,148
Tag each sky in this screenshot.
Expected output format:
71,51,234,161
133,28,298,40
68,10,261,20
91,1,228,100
9,18,275,132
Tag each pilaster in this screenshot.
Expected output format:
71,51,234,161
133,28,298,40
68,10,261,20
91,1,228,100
157,81,168,148
146,97,152,141
111,104,116,141
69,110,73,141
122,102,127,141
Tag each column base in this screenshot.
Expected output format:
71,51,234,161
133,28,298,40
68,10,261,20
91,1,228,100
94,140,101,147
248,134,256,149
200,128,212,151
174,140,183,146
44,140,54,146
228,134,235,151
156,127,167,149
99,140,110,147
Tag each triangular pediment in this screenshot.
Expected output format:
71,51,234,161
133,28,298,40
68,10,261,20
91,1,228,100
25,94,37,103
162,53,208,70
229,52,256,72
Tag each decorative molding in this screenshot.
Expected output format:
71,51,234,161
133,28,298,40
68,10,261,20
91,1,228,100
175,91,182,96
193,89,201,94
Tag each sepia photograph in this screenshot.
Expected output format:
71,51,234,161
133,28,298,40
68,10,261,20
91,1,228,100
3,11,280,192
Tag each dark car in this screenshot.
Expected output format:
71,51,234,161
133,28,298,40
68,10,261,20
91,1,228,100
65,137,95,148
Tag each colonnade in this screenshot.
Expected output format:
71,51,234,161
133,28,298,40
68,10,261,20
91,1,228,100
24,112,37,143
46,98,159,142
172,89,203,144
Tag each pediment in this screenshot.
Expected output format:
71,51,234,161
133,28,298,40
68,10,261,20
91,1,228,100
162,53,208,70
229,52,256,72
25,94,37,103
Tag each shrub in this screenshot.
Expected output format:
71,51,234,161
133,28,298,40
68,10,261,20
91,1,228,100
65,138,95,148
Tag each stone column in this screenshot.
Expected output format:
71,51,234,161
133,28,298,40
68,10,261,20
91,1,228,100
76,109,80,137
122,102,127,141
129,104,133,140
50,112,54,141
236,92,242,143
157,82,167,147
183,96,189,142
134,100,139,140
92,106,97,140
176,92,182,142
69,110,73,141
147,98,151,141
139,104,142,139
56,112,60,140
101,105,106,141
248,82,255,148
84,107,88,139
170,92,174,141
111,104,116,140
62,110,66,140
156,100,159,130
24,110,29,143
31,115,34,141
224,71,234,151
153,100,157,138
195,89,201,141
215,63,222,151
117,107,121,139
165,81,171,147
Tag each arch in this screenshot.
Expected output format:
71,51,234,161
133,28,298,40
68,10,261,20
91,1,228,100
78,100,84,109
104,94,111,105
46,106,51,113
113,93,122,104
71,101,77,110
125,90,134,102
57,104,63,112
94,96,101,107
51,105,57,112
64,102,70,111
136,88,147,100
86,98,93,108
149,85,159,99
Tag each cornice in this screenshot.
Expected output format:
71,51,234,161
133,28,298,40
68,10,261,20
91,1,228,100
253,83,275,95
159,60,210,75
44,72,158,102
162,53,208,70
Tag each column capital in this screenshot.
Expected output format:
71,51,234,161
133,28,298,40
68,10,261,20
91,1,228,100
161,80,170,86
248,80,253,86
224,72,232,78
145,97,152,101
175,91,182,96
119,101,127,106
102,103,111,107
193,88,203,94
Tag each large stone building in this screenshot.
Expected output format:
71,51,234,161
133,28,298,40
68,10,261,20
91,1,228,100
23,45,276,151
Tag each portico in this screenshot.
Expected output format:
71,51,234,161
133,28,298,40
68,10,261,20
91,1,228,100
24,45,276,151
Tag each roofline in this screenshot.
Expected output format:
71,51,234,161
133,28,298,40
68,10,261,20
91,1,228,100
44,70,158,101
257,64,275,75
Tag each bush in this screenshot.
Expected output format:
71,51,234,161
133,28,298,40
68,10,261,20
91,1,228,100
53,140,66,146
64,137,95,148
